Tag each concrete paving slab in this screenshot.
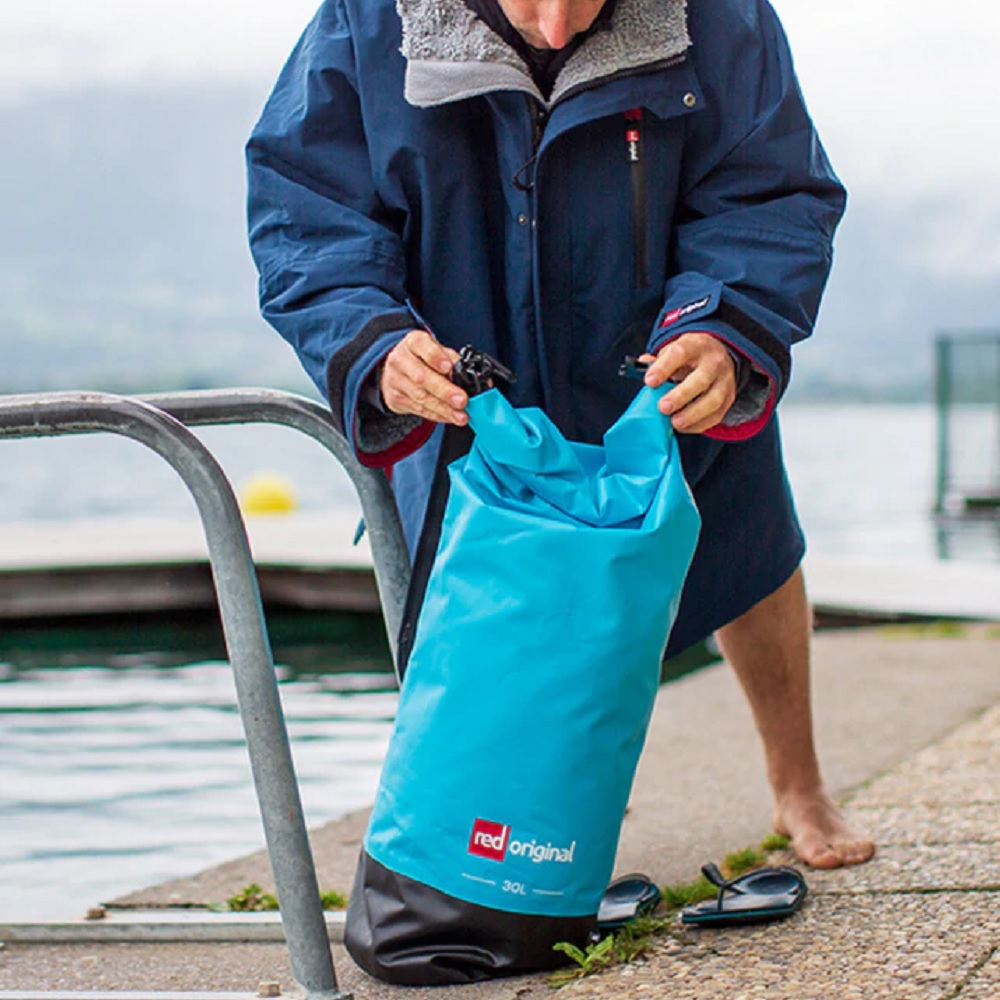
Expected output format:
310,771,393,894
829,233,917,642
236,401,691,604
957,950,1000,1000
792,844,1000,895
110,812,370,911
111,629,1000,911
0,911,347,946
556,892,1000,1000
845,804,1000,845
0,941,548,1000
849,765,1000,808
946,702,1000,744
5,628,1000,997
0,943,296,994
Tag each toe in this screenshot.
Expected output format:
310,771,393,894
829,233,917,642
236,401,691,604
838,838,876,866
794,834,841,869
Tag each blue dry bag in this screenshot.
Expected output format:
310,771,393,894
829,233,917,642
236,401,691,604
345,384,700,985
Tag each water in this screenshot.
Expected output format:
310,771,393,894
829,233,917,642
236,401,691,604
0,659,397,921
1,403,997,921
780,403,1000,563
0,403,995,561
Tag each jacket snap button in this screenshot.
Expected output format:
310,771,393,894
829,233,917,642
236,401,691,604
683,92,697,108
517,213,528,226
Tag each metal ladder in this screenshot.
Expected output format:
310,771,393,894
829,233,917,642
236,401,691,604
0,388,413,1000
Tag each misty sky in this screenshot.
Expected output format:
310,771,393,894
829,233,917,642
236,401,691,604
1,0,997,205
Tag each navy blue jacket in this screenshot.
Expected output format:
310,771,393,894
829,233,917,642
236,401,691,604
247,0,844,644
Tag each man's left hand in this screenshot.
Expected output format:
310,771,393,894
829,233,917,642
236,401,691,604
639,332,737,434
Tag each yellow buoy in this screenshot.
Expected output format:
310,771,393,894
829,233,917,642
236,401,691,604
240,472,299,516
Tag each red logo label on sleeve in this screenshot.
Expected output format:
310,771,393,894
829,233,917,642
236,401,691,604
660,295,711,328
468,819,510,861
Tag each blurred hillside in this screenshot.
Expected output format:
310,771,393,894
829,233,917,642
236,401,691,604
0,86,310,394
2,85,998,399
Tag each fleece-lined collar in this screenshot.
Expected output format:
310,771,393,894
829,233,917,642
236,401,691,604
397,0,689,108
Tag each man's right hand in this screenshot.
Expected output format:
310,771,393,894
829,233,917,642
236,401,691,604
380,329,469,426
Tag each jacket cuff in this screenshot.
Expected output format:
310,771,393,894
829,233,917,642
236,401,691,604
354,352,435,467
702,334,776,441
648,280,786,442
325,311,431,462
356,415,436,469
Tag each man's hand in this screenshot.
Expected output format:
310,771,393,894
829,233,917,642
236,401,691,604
640,332,737,434
380,329,469,425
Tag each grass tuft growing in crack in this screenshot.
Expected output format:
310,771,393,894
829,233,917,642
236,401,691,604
550,915,670,987
760,832,791,852
549,832,793,987
226,883,348,911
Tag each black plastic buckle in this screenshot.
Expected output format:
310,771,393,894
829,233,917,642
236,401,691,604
619,355,651,380
451,345,517,397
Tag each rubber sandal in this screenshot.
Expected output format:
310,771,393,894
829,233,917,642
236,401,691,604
680,862,807,927
597,873,662,931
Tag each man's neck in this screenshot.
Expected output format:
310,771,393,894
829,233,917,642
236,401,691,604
461,0,618,97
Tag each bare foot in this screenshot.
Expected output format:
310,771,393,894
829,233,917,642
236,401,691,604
774,789,875,869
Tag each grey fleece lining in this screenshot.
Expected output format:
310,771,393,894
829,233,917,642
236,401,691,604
398,0,689,108
356,400,424,454
721,371,771,427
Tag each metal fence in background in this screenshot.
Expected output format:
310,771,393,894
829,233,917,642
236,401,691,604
934,332,1000,516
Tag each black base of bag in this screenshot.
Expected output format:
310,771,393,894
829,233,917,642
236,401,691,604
344,851,597,986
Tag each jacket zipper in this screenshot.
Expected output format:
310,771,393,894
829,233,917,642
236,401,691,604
540,56,686,289
513,98,547,192
625,109,649,288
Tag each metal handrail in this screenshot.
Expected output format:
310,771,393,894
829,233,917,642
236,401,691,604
140,387,410,672
0,391,351,1000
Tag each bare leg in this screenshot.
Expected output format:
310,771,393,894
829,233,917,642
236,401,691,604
715,566,875,868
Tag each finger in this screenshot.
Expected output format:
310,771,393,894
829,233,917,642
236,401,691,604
384,376,468,424
670,382,734,433
385,367,468,423
406,328,455,376
636,352,683,384
390,345,459,400
658,367,713,416
384,334,468,420
643,343,686,387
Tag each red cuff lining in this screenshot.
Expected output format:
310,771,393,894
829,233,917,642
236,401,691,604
703,392,776,442
357,419,435,469
656,329,778,442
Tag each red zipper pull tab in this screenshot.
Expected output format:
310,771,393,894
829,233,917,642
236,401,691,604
624,108,642,163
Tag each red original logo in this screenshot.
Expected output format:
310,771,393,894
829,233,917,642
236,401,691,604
660,295,711,328
468,819,510,862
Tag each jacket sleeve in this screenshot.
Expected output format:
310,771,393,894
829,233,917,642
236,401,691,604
647,0,847,441
246,0,432,466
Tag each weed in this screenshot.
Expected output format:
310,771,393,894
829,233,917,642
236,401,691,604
320,889,349,910
723,846,765,876
550,916,668,987
760,832,791,852
227,884,349,912
881,620,969,640
228,883,278,912
660,874,716,909
549,838,780,987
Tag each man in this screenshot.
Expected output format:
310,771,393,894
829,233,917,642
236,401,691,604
247,0,874,869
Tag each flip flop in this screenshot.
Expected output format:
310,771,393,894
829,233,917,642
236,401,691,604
680,862,807,927
597,873,663,931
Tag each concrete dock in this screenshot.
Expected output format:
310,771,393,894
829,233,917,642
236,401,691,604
2,624,999,999
0,512,379,618
3,514,1000,622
